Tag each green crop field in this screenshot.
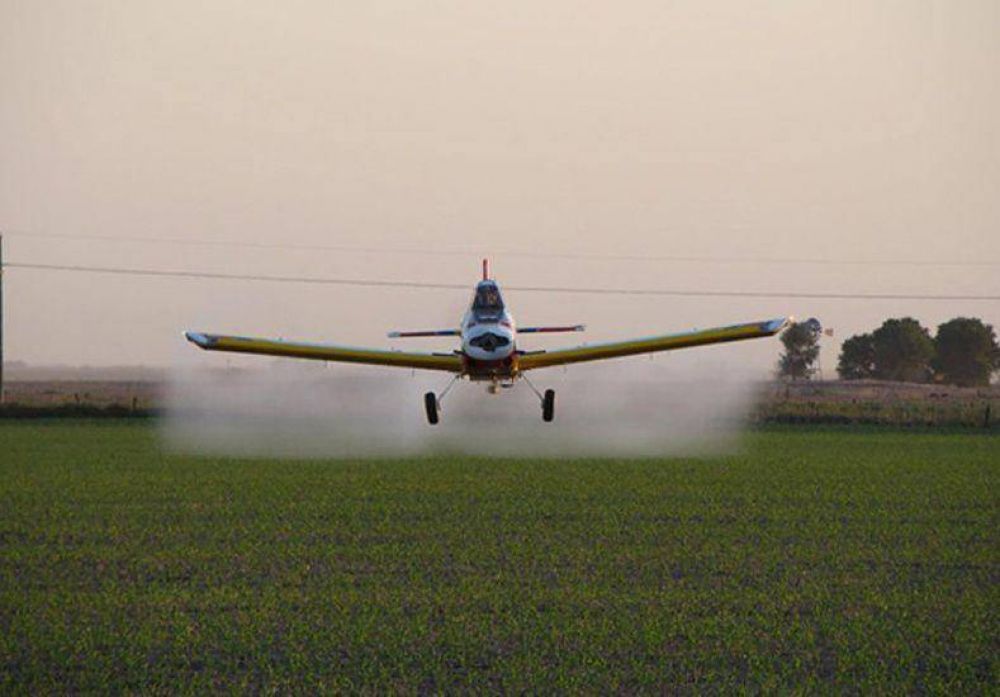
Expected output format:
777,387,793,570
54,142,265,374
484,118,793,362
1,422,996,693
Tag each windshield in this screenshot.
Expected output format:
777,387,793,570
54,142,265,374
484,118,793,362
472,282,504,317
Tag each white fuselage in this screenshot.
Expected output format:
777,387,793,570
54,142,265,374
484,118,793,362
461,308,517,362
460,280,517,363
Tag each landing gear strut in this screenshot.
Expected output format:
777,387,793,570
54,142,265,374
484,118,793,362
521,372,556,423
424,375,462,425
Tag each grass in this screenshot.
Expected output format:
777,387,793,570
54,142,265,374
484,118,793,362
0,422,996,692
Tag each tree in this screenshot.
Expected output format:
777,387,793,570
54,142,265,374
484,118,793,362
778,319,821,380
838,333,875,380
870,317,935,383
933,317,999,387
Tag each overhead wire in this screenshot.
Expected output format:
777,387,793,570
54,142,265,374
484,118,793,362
3,230,998,268
5,261,999,302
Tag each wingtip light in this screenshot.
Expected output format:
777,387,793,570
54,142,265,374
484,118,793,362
185,331,212,348
763,318,792,334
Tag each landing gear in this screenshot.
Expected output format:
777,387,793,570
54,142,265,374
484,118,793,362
424,375,462,425
542,389,556,422
521,372,556,423
423,375,555,424
424,392,439,425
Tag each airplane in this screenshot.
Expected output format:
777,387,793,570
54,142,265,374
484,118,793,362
185,260,789,425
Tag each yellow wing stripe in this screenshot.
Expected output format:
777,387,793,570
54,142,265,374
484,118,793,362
517,318,789,371
186,333,463,372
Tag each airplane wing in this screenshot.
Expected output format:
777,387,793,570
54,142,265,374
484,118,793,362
517,318,789,371
185,332,463,372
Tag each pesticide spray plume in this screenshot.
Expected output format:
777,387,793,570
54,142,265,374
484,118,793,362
162,354,763,459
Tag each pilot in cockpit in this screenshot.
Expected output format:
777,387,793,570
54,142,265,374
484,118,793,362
473,284,504,317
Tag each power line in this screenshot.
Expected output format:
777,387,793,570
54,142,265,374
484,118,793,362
6,262,466,291
4,230,476,258
6,261,999,302
4,230,998,268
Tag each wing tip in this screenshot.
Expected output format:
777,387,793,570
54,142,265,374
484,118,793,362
185,331,214,349
763,317,791,334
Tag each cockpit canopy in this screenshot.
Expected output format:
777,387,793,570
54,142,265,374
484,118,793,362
472,281,504,319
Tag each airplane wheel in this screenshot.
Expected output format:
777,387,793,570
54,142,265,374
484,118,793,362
542,389,555,422
424,392,439,425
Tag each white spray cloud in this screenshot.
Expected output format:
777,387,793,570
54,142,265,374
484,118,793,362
161,351,763,459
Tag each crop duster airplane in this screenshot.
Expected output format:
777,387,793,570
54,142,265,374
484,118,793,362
186,260,789,425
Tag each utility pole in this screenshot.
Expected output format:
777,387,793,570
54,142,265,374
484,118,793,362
0,233,4,404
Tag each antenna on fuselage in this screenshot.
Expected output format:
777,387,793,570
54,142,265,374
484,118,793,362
482,258,490,281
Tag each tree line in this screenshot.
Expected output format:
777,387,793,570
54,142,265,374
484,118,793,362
779,316,999,386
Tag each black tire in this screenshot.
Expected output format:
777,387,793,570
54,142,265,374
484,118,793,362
424,392,439,425
542,389,555,422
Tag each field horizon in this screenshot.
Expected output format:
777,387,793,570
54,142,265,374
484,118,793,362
2,378,998,430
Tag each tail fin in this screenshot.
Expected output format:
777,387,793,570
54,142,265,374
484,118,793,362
482,258,490,281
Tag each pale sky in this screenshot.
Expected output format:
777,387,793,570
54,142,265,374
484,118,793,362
1,1,998,375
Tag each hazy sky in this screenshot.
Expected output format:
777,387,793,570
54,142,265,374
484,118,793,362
1,0,998,375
